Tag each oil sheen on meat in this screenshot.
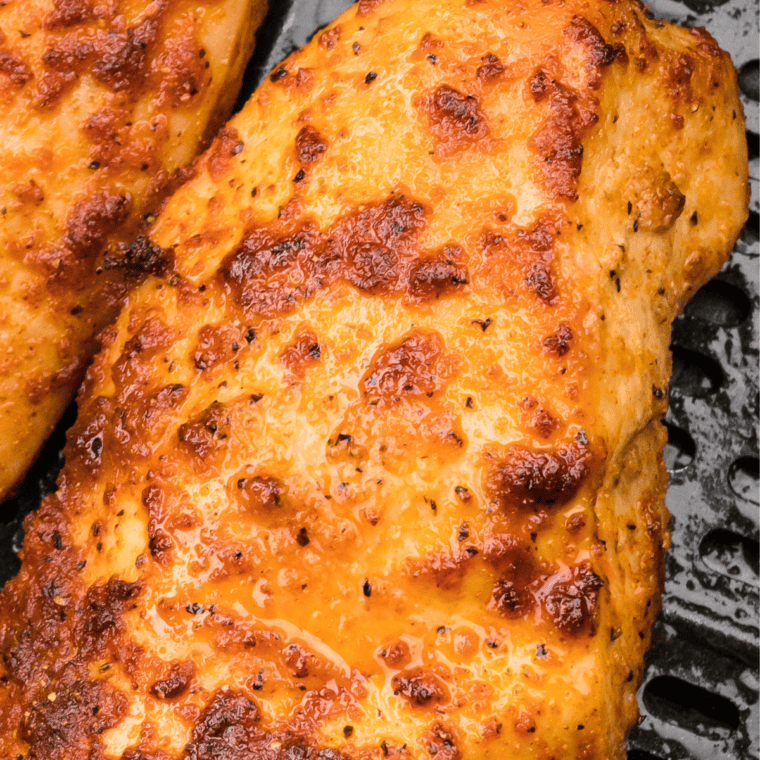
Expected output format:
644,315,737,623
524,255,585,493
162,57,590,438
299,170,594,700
0,0,266,499
0,0,748,758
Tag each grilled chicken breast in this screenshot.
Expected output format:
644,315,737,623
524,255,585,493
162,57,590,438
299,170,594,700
0,0,748,758
0,0,266,499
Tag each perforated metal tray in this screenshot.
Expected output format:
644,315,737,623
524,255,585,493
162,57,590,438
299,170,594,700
0,1,757,758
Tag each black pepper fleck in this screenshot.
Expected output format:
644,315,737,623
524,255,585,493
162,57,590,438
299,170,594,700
472,318,493,332
455,485,471,502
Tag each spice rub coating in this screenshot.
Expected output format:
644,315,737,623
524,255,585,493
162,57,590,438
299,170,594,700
0,0,748,759
0,0,266,498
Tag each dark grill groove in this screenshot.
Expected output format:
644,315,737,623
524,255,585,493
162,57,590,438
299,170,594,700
644,675,741,735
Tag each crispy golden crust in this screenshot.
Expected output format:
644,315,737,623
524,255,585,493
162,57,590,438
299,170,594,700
0,0,748,759
0,0,266,498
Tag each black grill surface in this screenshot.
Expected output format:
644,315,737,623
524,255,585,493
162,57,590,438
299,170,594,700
0,1,757,758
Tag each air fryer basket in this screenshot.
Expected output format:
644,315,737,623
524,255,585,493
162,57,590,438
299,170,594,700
0,1,757,758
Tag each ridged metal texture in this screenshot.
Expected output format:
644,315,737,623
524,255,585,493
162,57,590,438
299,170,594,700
0,1,757,758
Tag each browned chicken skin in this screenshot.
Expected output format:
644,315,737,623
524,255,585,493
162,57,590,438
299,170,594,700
0,0,748,758
0,0,266,498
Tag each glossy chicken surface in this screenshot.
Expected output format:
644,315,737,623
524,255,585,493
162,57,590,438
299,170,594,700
0,0,748,758
0,0,266,498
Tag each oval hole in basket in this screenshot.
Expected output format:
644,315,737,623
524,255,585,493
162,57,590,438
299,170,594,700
643,676,740,735
747,130,759,162
663,422,695,472
0,534,21,588
738,59,759,101
0,500,19,525
728,457,759,504
742,211,759,245
669,346,723,397
627,751,666,760
682,279,751,327
700,528,760,585
677,0,731,13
